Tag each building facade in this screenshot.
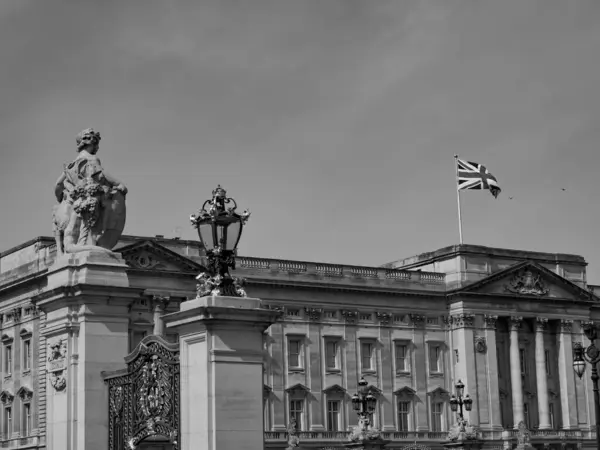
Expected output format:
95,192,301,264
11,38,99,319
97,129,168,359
0,236,598,450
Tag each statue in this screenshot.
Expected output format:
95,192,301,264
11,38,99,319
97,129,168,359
447,417,478,442
516,421,531,447
52,128,127,255
286,417,300,449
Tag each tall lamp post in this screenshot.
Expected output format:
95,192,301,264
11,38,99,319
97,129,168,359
572,322,600,450
350,377,378,440
449,380,473,420
190,185,251,297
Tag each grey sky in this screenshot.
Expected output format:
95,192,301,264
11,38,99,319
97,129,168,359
2,0,600,281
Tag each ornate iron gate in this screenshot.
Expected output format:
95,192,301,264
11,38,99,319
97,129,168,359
104,335,180,450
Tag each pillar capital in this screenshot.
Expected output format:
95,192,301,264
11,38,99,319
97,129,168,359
559,319,574,334
509,316,523,331
451,313,475,329
535,317,548,331
484,314,498,329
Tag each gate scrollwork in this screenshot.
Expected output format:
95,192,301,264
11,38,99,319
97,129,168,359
104,335,179,450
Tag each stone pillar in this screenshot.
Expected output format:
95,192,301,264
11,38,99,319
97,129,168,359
163,295,281,450
509,316,525,428
557,319,578,429
151,295,170,337
35,250,138,450
483,314,502,430
452,313,478,425
535,317,551,430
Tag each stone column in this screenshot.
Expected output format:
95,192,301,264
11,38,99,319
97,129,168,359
452,313,478,425
509,316,524,428
557,319,578,429
483,315,502,430
163,295,281,450
35,250,138,450
535,317,551,429
151,295,170,337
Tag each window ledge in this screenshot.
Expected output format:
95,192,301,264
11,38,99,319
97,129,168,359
396,370,411,377
361,369,377,375
326,368,342,374
289,368,305,374
22,369,31,376
429,372,444,378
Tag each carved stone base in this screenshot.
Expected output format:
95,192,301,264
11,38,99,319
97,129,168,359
343,438,390,450
47,249,129,288
443,439,484,450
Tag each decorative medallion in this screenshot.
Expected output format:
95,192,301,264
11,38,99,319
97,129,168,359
474,336,487,353
376,312,392,326
505,269,549,296
125,252,163,270
410,314,425,327
50,371,67,392
341,310,358,324
304,307,322,322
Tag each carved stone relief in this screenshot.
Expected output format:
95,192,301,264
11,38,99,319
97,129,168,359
48,338,68,391
474,336,487,353
505,269,549,296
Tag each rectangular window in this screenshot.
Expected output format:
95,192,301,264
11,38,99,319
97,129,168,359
519,349,526,375
497,347,503,379
398,401,410,431
4,345,12,374
327,401,340,431
288,339,302,369
431,402,443,431
361,342,374,371
22,403,31,436
289,400,303,430
549,403,555,429
429,345,442,373
523,403,529,428
545,350,551,376
395,344,408,372
4,407,11,437
325,340,339,370
22,339,31,372
499,401,505,428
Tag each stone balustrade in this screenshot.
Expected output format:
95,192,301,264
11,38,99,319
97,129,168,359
237,256,446,290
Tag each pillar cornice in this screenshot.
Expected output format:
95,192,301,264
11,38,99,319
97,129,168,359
535,317,548,331
559,319,574,334
450,313,475,329
509,316,523,331
484,314,498,330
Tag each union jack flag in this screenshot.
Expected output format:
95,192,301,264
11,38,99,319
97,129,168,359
457,159,501,198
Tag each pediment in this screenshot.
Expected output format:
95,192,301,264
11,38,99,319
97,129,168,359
452,261,596,301
323,384,346,395
118,240,204,273
427,386,450,398
285,383,310,394
394,386,416,397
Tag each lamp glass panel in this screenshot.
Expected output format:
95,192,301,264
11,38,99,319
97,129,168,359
573,360,586,378
216,224,225,249
226,221,242,250
198,223,215,250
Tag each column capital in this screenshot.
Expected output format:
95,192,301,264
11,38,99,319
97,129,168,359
535,317,548,331
484,314,498,329
509,316,523,331
451,313,475,329
559,319,574,333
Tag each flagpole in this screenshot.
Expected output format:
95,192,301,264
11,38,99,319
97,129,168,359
454,154,464,245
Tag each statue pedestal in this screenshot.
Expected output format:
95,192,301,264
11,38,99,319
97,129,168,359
47,249,130,288
343,438,390,450
34,249,138,450
443,440,484,450
163,295,281,450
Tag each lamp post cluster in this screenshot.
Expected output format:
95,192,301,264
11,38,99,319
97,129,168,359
351,377,378,436
190,185,251,297
450,380,473,420
572,322,600,450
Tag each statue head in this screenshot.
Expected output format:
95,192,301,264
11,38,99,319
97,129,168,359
76,128,101,153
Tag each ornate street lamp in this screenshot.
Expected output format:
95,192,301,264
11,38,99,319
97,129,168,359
350,377,379,441
572,323,600,450
190,185,251,297
449,379,473,420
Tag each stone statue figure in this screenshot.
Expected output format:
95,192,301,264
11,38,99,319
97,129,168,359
53,128,127,255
